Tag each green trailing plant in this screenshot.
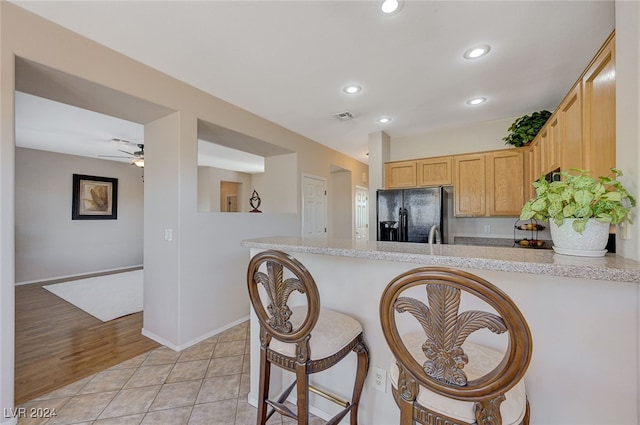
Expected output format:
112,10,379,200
520,168,636,233
502,110,552,147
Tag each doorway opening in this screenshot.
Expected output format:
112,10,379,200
221,181,242,212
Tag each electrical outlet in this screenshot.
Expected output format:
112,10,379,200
484,224,491,234
621,221,631,240
372,366,387,392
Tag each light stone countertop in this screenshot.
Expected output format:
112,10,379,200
241,236,640,283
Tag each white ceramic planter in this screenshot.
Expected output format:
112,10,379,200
549,218,609,256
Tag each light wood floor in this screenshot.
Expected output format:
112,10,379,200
15,276,159,405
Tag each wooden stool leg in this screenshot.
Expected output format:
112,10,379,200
399,397,414,425
296,363,309,425
257,348,271,425
350,336,370,425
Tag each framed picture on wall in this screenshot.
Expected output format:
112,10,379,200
72,174,118,220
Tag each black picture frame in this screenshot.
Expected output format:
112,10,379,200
72,174,118,220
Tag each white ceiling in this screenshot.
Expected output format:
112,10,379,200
12,1,614,166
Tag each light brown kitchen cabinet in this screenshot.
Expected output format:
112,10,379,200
559,82,583,172
486,149,525,216
416,156,452,187
384,160,416,189
521,31,613,198
523,144,534,202
583,33,615,179
453,153,486,217
455,150,524,217
540,113,560,175
524,138,541,200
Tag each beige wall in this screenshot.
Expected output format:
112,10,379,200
328,170,353,239
390,116,521,161
198,167,253,213
15,148,144,283
615,1,640,259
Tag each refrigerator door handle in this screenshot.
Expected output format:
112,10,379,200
401,208,408,242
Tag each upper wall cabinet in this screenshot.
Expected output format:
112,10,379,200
385,156,453,188
453,153,486,217
540,114,560,175
384,160,417,189
486,149,524,217
559,82,583,172
525,31,615,187
582,33,616,179
454,149,524,217
417,156,453,187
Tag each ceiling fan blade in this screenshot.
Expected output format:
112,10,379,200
111,138,138,146
117,149,135,156
98,155,131,158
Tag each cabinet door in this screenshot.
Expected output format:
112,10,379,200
486,150,524,216
546,114,561,173
454,154,485,217
417,156,452,187
385,161,416,189
583,34,615,178
559,82,583,171
523,145,536,202
538,127,550,174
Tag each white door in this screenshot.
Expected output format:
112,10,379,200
302,176,327,238
355,186,369,241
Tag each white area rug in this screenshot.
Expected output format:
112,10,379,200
44,269,143,322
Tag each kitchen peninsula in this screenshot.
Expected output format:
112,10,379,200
242,236,640,425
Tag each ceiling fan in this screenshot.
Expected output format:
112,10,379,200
99,138,145,167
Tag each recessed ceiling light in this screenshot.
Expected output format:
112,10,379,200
466,97,487,105
463,45,491,60
380,0,402,14
343,85,362,94
377,116,392,124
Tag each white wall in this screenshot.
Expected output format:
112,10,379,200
15,148,144,283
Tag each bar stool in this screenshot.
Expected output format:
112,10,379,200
379,267,532,425
247,250,370,425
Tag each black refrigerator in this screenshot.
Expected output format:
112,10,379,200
376,186,445,243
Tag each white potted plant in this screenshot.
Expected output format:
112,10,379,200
520,168,636,256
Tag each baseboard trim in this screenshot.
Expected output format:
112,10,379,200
142,315,250,352
15,265,144,286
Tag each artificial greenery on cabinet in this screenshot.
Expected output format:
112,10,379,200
503,110,552,147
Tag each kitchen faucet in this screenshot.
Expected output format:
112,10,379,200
428,224,441,245
428,224,441,255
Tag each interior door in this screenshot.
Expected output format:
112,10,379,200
302,175,327,238
225,195,238,212
355,186,369,241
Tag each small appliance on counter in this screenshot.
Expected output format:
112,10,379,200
376,186,445,243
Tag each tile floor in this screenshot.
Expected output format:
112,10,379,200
16,321,323,425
